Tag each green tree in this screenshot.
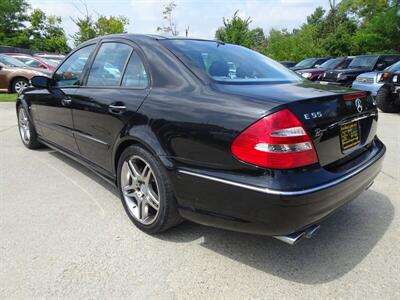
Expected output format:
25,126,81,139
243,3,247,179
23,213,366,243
0,0,30,48
94,16,129,36
157,1,179,36
215,11,266,50
352,6,400,53
29,9,70,54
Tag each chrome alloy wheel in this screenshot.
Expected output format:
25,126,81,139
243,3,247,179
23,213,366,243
121,155,160,225
14,80,29,93
18,108,30,143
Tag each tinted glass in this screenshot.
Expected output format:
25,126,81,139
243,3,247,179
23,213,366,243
17,57,42,68
0,55,26,67
381,56,400,67
386,61,400,72
54,45,95,86
320,58,341,69
162,40,300,83
295,58,316,68
87,43,132,86
349,56,378,69
122,52,149,88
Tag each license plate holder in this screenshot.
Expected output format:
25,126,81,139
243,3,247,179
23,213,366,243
340,121,360,151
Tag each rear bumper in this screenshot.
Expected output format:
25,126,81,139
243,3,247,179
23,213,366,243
173,139,385,236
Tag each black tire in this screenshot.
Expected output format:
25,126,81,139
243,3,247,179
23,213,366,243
117,145,182,234
376,86,400,113
17,105,42,149
11,77,29,94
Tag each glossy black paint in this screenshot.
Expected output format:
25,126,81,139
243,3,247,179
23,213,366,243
18,34,386,236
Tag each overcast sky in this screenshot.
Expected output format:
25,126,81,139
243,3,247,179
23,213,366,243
27,0,332,45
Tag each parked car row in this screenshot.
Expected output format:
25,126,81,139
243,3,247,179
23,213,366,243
287,54,400,112
0,52,64,93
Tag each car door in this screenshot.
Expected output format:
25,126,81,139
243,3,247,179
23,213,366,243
70,40,150,172
0,63,8,91
33,44,96,153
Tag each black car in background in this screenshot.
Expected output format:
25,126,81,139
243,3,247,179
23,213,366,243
290,57,331,71
376,69,400,113
16,35,385,245
320,54,400,87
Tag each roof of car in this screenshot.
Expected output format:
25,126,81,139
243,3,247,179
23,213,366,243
81,33,220,45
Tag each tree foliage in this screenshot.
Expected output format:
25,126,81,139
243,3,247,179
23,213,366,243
215,11,266,50
157,1,179,36
71,1,129,46
215,0,400,61
0,0,69,53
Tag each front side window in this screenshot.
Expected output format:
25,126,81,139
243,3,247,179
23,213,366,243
87,43,132,86
161,40,300,83
121,52,149,88
53,45,95,87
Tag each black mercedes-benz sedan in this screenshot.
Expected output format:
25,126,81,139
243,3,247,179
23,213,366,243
16,34,385,245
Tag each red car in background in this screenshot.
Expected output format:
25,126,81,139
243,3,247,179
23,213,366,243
5,53,58,72
296,57,354,81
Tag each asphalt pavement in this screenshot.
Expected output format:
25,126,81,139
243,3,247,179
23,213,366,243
0,102,399,299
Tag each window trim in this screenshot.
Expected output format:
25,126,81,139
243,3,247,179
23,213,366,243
51,43,97,89
82,39,151,91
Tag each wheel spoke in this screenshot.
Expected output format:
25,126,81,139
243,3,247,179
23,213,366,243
128,160,142,181
142,165,151,184
139,200,148,220
146,188,159,210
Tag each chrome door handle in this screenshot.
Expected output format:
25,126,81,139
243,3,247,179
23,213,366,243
108,103,127,114
109,104,127,110
61,97,72,106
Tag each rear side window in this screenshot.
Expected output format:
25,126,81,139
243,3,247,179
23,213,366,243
54,45,95,87
162,40,300,83
121,52,149,88
87,42,132,86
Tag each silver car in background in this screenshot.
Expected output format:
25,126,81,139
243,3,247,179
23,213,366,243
352,61,400,98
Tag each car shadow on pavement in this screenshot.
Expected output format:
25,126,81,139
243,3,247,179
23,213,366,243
157,190,394,285
45,150,394,284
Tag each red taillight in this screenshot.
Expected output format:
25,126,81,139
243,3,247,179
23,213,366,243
231,109,318,169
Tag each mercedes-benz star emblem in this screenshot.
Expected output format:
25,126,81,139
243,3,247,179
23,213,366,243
355,98,363,113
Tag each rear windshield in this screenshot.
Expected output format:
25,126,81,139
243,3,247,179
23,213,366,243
161,40,301,83
294,58,317,68
320,58,342,69
385,61,400,72
0,55,26,67
349,56,378,69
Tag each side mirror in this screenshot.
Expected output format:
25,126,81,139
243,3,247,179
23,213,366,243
314,64,320,68
376,63,386,71
31,76,50,89
0,63,4,71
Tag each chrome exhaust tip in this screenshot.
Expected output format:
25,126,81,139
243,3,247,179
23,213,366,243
274,224,321,245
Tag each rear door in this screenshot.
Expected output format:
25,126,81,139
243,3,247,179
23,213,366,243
70,40,150,172
34,44,96,153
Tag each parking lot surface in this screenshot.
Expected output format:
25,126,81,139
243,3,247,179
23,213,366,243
1,102,399,299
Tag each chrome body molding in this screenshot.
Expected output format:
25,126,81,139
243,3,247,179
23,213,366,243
178,148,384,196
